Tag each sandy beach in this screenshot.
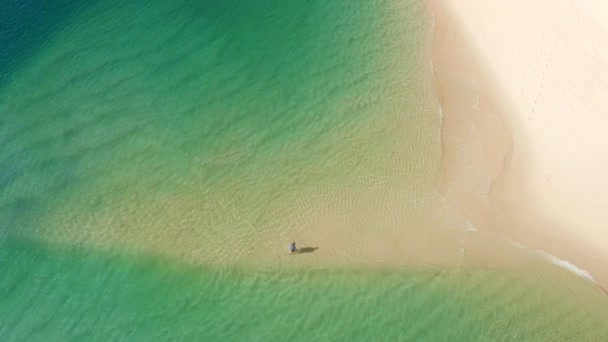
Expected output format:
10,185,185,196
427,0,608,287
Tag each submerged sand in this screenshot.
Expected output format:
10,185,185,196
5,0,606,296
426,0,608,287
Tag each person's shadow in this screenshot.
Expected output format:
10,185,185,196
297,247,319,254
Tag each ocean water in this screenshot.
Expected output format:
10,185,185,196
2,240,608,341
1,0,445,264
2,0,608,340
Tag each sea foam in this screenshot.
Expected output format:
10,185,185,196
535,250,595,282
507,238,595,282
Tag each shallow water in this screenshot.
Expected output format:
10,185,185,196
1,0,444,264
2,239,608,341
1,0,608,340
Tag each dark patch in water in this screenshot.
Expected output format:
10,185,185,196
0,0,92,87
0,197,38,235
3,197,37,212
38,154,81,190
0,154,30,192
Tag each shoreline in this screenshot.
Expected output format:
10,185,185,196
426,0,608,287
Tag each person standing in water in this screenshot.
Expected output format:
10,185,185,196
290,242,297,254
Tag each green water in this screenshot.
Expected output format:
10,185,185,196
2,0,608,340
3,240,608,341
2,0,442,263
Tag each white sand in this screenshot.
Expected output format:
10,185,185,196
427,0,608,286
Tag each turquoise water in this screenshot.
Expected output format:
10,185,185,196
3,240,608,340
2,0,444,264
2,0,608,340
